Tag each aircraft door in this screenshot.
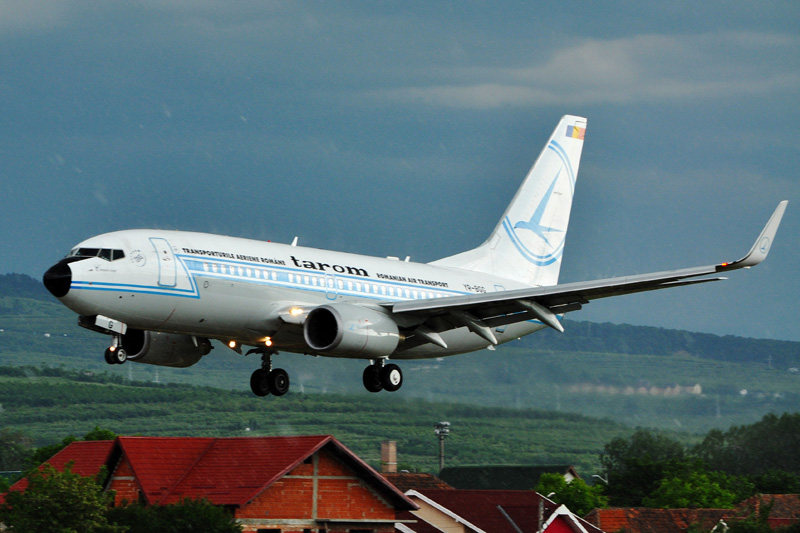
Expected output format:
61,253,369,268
325,273,337,300
150,237,177,287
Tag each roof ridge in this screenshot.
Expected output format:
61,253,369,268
115,436,215,505
233,434,333,507
160,438,219,504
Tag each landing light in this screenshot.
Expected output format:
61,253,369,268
265,337,273,347
290,307,304,316
228,340,237,349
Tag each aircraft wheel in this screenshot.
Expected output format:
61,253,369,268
250,369,270,397
108,347,127,364
380,364,403,392
268,368,290,396
104,347,117,365
362,365,383,393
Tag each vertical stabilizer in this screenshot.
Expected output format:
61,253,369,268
431,115,587,287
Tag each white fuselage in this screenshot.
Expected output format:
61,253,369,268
59,229,546,360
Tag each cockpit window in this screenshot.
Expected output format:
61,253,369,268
68,248,126,261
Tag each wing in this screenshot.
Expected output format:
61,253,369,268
382,201,787,345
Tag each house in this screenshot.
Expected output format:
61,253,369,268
398,488,603,533
381,472,453,493
584,508,730,533
584,495,800,533
377,440,454,493
4,435,418,533
735,494,800,529
439,464,581,490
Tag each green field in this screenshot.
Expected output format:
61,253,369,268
0,369,632,475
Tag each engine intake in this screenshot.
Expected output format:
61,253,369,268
304,304,400,357
119,329,212,368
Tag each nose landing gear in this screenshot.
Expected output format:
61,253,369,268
104,336,127,365
362,360,403,393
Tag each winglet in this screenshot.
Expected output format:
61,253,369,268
722,201,788,270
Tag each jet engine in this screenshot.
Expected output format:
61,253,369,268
117,329,212,368
304,303,400,357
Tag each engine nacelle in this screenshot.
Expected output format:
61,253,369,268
304,304,400,357
119,329,212,368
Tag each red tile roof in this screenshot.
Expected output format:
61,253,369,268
2,440,115,500
584,508,730,533
382,472,453,493
737,494,800,527
584,497,800,533
2,435,416,512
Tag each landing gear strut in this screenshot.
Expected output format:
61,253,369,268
104,336,127,365
249,350,289,397
362,360,403,393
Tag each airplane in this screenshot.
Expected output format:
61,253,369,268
42,115,788,397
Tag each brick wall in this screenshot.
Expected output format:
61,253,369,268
108,456,142,505
236,448,396,532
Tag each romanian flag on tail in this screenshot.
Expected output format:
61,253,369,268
566,125,585,140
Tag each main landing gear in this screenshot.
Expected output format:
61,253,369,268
362,360,403,393
249,350,289,397
104,336,127,365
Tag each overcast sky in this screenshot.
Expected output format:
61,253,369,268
1,2,798,341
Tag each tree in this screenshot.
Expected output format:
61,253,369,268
695,413,800,477
750,469,800,494
642,469,744,509
0,463,122,532
535,473,608,516
0,429,32,471
107,498,242,533
599,429,686,506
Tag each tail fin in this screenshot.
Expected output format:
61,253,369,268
431,115,587,287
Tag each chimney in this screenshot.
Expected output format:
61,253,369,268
380,440,397,473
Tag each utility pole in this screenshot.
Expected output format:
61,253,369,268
434,422,450,473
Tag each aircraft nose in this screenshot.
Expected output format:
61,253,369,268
43,258,78,298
